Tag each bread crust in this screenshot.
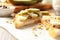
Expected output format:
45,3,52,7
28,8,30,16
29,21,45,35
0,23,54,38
14,17,41,29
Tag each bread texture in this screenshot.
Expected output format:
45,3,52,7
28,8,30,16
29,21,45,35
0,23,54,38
14,17,40,29
13,8,41,29
41,16,60,38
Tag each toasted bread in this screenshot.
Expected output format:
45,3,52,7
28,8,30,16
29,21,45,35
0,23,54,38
41,16,60,38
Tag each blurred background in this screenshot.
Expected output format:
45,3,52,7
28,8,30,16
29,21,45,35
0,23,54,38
0,0,52,13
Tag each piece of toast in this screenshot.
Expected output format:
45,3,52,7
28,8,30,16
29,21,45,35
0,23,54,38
13,8,41,29
41,16,60,38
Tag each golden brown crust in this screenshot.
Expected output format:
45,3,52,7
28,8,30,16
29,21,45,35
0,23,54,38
14,21,21,29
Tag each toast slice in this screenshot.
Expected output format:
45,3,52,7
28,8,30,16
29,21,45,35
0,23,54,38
13,8,41,29
41,16,60,38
